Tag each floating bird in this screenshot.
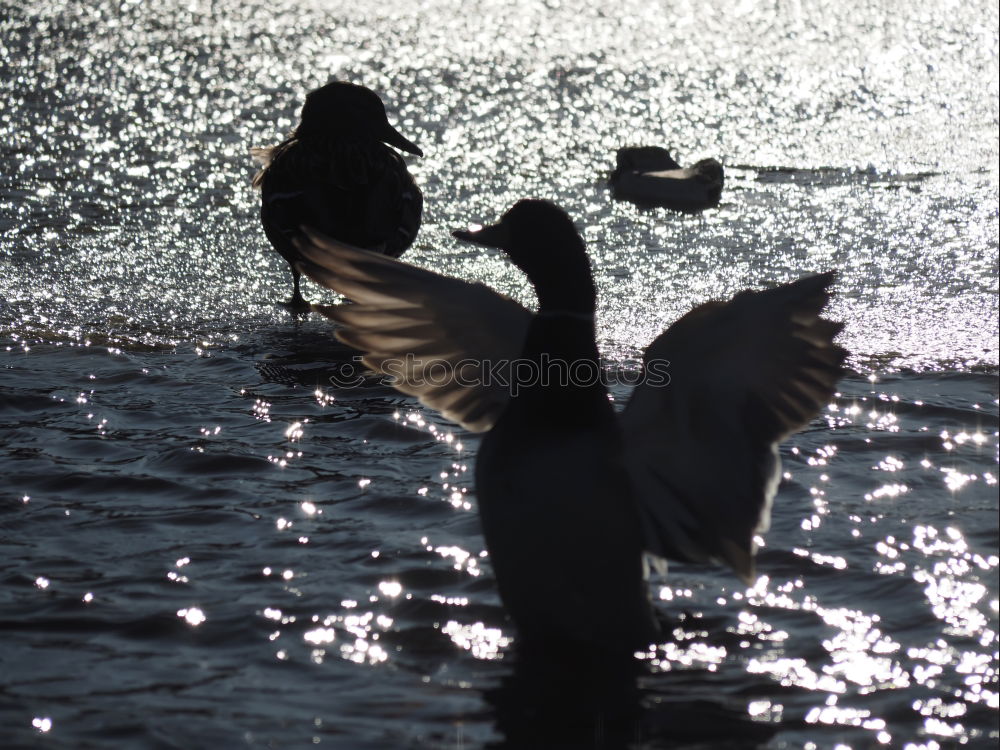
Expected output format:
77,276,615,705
610,146,723,211
252,81,423,309
294,200,845,654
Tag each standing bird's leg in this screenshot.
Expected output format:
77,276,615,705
288,265,310,311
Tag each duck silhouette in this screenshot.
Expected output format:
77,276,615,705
610,146,723,211
293,200,846,655
252,81,423,309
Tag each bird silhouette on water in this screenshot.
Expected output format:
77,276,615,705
252,81,423,309
293,199,846,657
610,146,724,211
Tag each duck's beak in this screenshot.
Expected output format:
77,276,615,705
381,123,423,157
452,221,509,249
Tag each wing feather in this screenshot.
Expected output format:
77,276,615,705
294,228,531,432
621,272,847,582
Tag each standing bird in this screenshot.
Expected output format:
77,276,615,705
293,200,846,655
252,81,423,309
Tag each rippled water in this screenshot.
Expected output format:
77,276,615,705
1,0,998,747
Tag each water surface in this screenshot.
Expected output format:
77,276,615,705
1,0,998,747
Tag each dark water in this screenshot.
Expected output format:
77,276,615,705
1,0,998,748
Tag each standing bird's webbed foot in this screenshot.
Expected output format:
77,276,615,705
283,295,311,313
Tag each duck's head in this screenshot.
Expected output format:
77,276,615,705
297,81,422,156
453,200,595,314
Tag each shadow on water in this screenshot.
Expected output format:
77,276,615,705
734,165,941,189
234,316,390,393
485,645,777,749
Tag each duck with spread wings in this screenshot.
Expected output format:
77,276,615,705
293,200,846,655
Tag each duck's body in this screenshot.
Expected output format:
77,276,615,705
610,146,723,211
476,313,659,652
252,82,422,309
293,200,846,655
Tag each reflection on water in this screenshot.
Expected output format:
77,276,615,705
1,0,998,747
2,332,996,747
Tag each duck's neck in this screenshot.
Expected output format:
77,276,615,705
505,254,610,425
529,253,597,319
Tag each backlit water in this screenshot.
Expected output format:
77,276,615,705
1,0,997,747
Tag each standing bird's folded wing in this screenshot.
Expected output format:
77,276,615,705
620,272,847,583
294,228,532,433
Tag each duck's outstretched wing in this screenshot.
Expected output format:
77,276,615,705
294,228,531,432
620,272,846,583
